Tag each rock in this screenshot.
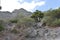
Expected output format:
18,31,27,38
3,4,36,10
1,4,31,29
25,27,37,38
0,8,32,20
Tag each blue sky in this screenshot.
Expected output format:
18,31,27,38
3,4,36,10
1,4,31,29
37,0,60,11
0,0,60,12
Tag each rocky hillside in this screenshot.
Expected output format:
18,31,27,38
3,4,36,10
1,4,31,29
0,11,12,19
12,8,32,16
0,21,60,40
0,8,60,40
0,8,32,20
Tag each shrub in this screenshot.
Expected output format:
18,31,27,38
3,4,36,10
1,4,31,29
10,19,18,23
17,17,35,28
50,19,60,27
0,24,4,31
0,20,4,32
42,8,60,27
11,28,19,34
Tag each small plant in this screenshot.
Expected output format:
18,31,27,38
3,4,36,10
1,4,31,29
0,20,4,32
0,24,4,32
11,28,19,34
10,19,18,23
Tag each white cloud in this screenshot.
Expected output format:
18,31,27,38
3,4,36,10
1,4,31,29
1,0,45,12
55,7,59,9
18,0,24,2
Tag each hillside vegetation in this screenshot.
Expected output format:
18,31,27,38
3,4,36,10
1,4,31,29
0,8,60,40
0,8,60,31
31,8,60,27
42,8,60,27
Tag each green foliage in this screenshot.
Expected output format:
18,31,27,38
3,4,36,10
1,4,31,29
44,9,60,19
0,20,4,32
17,17,35,28
50,19,60,27
19,17,35,23
10,19,18,23
0,24,4,31
42,8,60,27
17,13,25,19
31,10,44,22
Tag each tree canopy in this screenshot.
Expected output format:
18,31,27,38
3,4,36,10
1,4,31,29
31,10,44,22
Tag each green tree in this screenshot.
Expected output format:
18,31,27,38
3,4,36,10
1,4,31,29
31,10,44,22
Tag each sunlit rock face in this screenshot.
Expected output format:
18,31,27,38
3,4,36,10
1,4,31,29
24,25,60,40
22,22,60,40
